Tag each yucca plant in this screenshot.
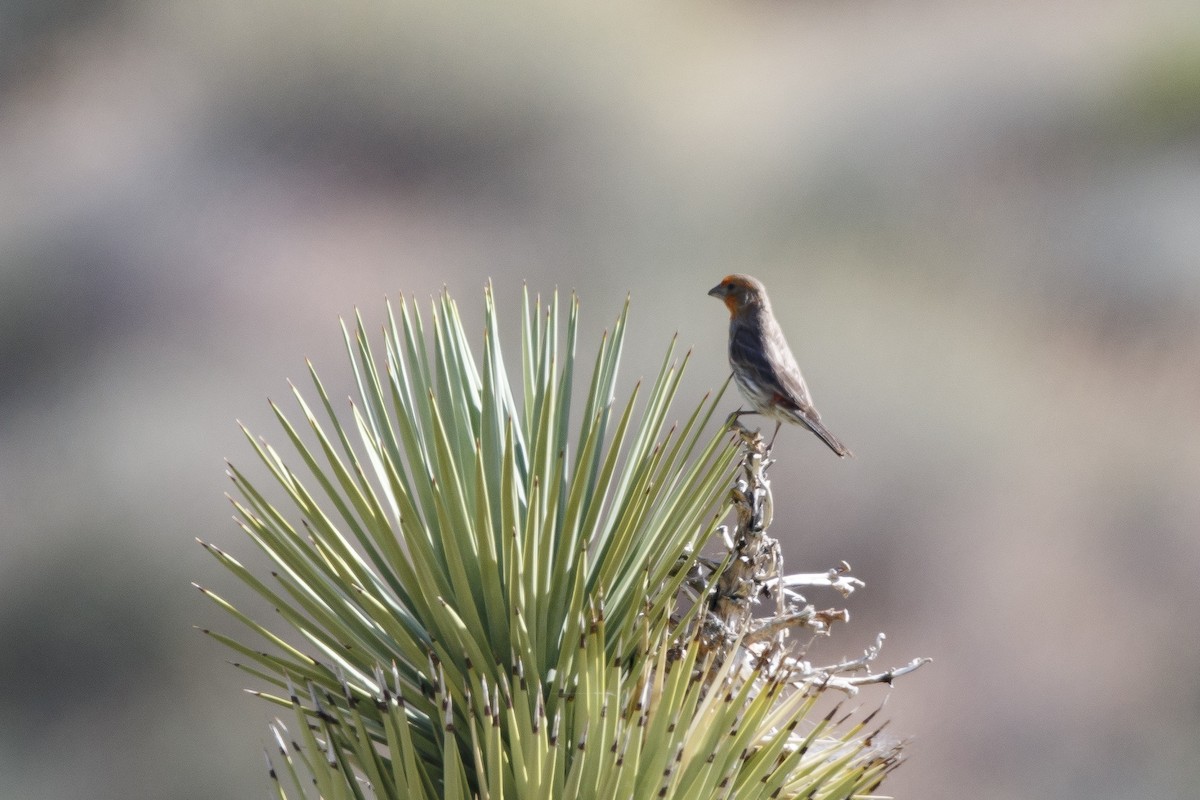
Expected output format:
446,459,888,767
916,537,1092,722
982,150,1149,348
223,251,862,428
198,284,923,799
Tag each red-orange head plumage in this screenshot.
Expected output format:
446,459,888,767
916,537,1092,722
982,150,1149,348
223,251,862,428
707,274,770,317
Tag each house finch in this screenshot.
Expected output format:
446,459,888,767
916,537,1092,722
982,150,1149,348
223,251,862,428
708,274,851,457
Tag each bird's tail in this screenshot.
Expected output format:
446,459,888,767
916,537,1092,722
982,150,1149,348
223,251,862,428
805,418,853,458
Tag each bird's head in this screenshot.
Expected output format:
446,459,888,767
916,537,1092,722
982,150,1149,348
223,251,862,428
708,274,769,316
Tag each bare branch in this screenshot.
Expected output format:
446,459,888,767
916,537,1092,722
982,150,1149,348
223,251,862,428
694,416,928,702
768,561,866,598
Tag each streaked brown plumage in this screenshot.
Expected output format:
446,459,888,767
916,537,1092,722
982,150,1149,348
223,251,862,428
708,274,851,457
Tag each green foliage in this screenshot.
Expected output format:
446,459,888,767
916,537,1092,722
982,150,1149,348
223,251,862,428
200,286,900,799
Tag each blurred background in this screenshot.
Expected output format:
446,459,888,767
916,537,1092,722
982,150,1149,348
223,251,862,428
3,1,1200,797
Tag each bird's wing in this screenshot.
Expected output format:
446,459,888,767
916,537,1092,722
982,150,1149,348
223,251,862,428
729,317,815,411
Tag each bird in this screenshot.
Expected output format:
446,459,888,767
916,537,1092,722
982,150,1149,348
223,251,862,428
708,274,851,457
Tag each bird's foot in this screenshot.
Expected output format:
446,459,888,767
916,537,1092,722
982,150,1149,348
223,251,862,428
727,414,770,455
725,408,760,431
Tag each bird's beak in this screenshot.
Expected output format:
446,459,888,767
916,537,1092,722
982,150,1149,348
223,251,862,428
707,284,724,298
